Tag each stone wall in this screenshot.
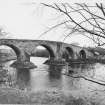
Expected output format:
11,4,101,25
0,39,94,61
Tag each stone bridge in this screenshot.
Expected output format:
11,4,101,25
0,39,94,67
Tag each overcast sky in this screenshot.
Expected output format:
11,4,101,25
0,0,105,47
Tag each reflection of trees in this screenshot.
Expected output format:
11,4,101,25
63,63,105,87
62,51,69,61
48,65,62,79
69,63,95,69
68,63,95,74
16,68,30,90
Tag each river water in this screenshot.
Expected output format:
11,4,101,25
1,57,105,103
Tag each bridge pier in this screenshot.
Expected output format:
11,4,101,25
11,60,37,69
44,58,66,66
11,50,37,69
44,52,66,65
44,43,67,65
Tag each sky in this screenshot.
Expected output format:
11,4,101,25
0,0,105,47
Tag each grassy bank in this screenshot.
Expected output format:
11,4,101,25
0,87,101,104
0,68,104,104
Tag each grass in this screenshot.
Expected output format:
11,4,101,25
0,88,102,104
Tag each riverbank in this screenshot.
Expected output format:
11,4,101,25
0,87,101,104
68,59,105,64
44,58,105,66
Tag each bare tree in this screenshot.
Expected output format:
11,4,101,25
42,3,105,46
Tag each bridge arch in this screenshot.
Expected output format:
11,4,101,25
79,50,86,59
35,44,55,58
62,47,74,60
0,44,21,59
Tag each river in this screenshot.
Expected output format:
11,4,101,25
1,57,105,104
